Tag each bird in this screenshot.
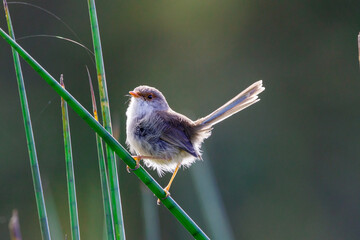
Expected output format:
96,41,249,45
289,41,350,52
126,80,265,204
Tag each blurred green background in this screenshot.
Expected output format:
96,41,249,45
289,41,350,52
1,0,360,239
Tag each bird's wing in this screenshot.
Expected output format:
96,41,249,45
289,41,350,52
157,111,198,158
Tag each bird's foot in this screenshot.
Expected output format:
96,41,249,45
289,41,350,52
126,156,141,173
157,187,171,205
157,163,180,205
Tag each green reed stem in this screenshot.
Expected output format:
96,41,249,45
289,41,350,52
88,68,115,240
86,2,125,239
0,28,210,240
60,76,81,240
2,2,51,239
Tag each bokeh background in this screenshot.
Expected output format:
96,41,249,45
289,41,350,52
1,0,360,239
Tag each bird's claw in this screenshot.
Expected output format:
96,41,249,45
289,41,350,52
126,163,140,173
157,189,170,205
126,156,141,173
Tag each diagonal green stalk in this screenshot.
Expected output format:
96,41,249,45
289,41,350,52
60,76,81,240
2,2,51,239
0,28,210,240
86,1,125,239
87,67,115,240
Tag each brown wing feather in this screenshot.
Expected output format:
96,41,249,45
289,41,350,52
157,111,198,158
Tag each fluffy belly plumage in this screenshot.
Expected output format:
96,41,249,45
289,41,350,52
126,125,196,176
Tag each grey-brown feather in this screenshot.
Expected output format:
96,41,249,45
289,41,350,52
195,80,265,128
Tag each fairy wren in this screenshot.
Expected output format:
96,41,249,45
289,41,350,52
126,80,265,203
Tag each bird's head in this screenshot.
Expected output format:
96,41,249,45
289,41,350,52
128,86,169,115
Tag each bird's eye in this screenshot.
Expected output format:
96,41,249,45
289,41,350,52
147,94,153,99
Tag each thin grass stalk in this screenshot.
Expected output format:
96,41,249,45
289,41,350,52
358,32,360,68
60,76,81,240
140,185,161,240
86,1,125,239
0,29,210,239
9,210,22,240
88,68,115,240
191,150,234,240
45,188,65,239
2,3,51,239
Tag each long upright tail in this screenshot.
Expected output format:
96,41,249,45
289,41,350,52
195,80,265,129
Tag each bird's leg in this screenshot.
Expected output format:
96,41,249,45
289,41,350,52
126,155,164,173
164,163,181,192
157,163,181,205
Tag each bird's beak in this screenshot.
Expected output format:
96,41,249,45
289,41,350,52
129,91,140,98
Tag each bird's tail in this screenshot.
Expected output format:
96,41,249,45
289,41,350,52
195,80,265,129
